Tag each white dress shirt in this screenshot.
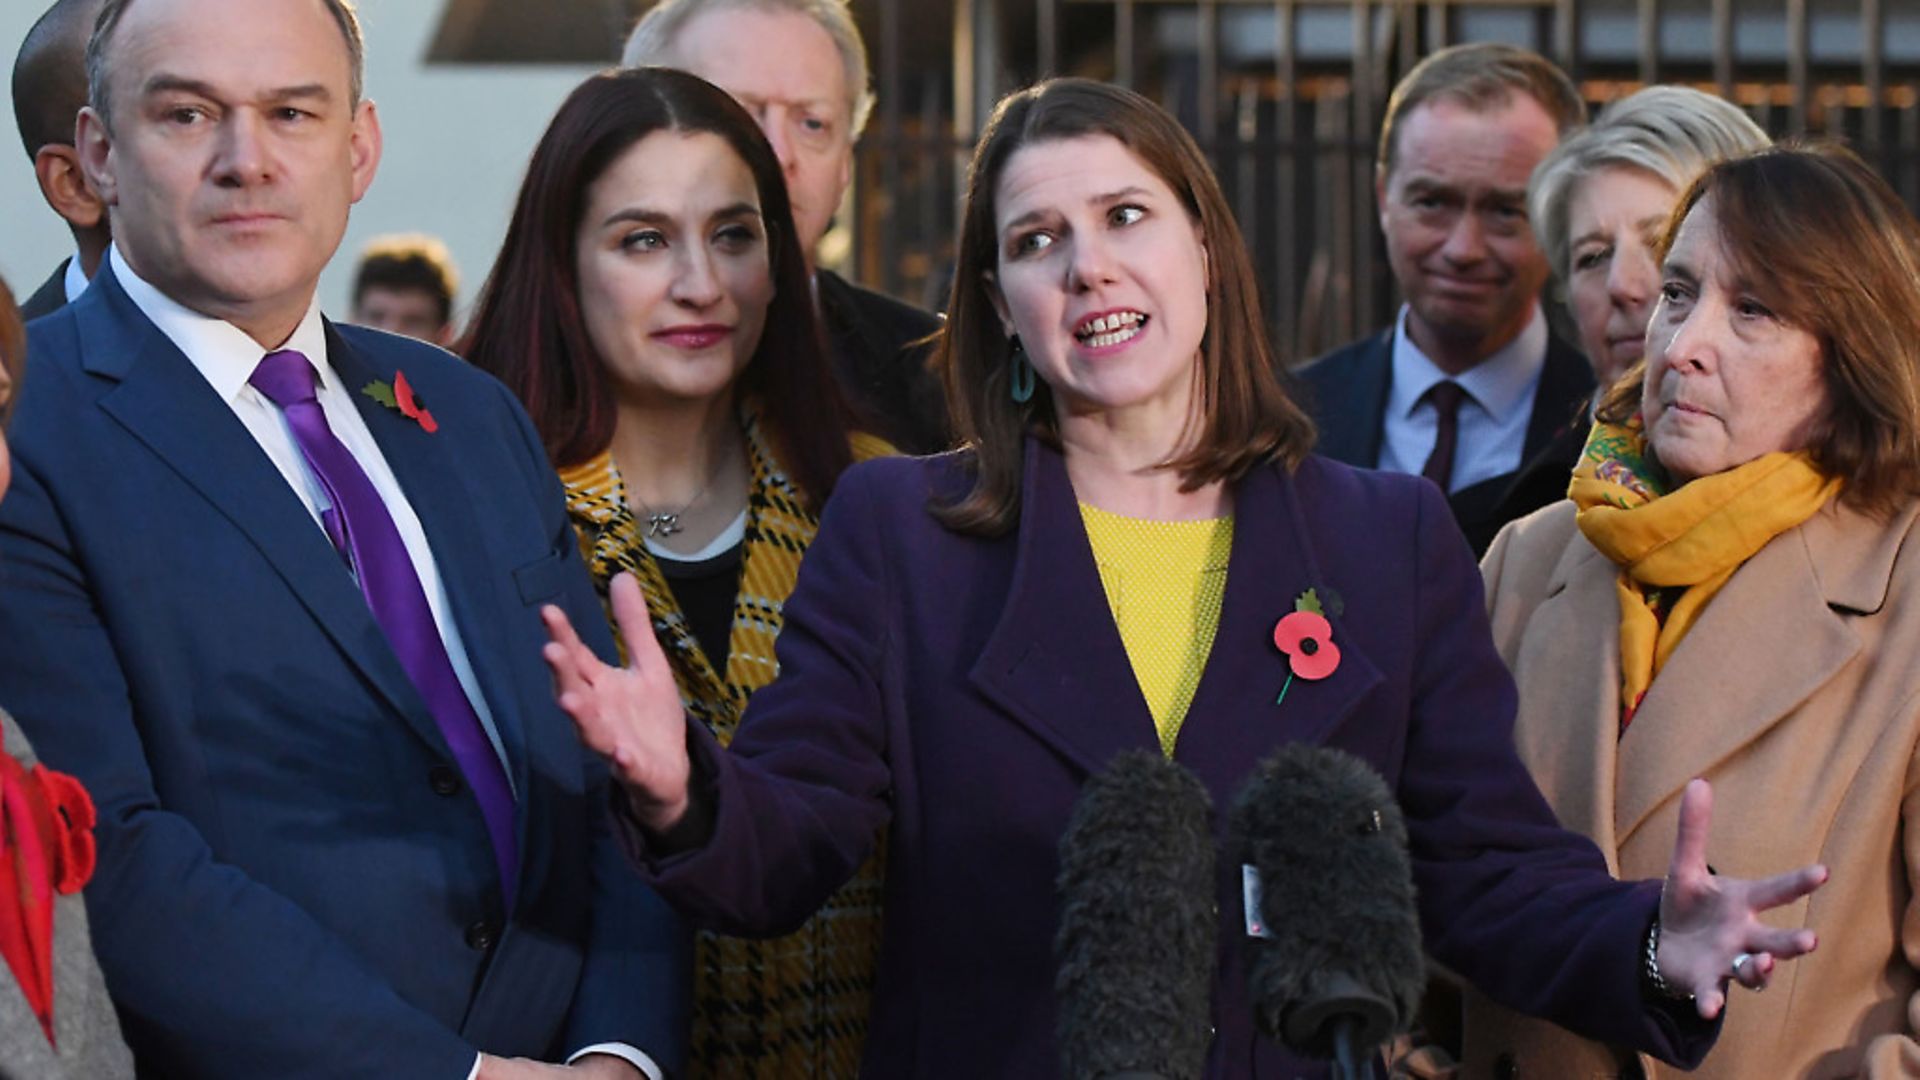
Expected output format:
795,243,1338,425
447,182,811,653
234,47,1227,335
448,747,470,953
1376,304,1549,494
110,249,661,1080
62,252,90,303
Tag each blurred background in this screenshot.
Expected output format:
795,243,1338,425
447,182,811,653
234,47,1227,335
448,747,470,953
4,0,1917,365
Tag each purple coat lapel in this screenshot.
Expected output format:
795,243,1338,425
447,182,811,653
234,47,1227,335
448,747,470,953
969,439,1384,782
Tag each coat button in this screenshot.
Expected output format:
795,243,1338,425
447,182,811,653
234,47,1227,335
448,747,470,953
464,920,497,951
1493,1053,1519,1080
428,765,461,796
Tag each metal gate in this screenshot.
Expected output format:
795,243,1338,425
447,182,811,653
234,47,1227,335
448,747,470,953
851,0,1920,365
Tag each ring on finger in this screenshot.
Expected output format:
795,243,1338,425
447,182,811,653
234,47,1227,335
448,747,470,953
1731,952,1754,979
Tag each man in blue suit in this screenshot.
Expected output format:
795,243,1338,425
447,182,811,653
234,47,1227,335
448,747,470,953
1297,44,1593,557
0,1,686,1077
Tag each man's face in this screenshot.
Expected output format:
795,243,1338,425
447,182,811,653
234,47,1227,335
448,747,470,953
668,6,855,264
78,0,381,345
1376,95,1559,372
352,285,451,345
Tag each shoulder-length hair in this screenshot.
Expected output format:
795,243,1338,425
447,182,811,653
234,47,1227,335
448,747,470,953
933,78,1316,536
1597,141,1920,514
460,66,854,510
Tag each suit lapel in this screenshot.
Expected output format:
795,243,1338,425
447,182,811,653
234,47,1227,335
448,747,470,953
967,444,1385,779
1613,503,1878,845
967,441,1160,774
1510,535,1626,863
1518,333,1596,461
82,272,454,760
1175,461,1385,784
328,328,530,798
1310,331,1392,468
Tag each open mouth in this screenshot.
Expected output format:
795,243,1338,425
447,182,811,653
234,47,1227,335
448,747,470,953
1073,310,1149,349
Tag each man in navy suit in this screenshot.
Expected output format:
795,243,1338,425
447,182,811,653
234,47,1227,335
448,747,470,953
0,1,685,1077
1298,43,1593,556
11,0,111,320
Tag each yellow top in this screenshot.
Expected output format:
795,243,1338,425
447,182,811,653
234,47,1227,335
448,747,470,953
1079,502,1234,756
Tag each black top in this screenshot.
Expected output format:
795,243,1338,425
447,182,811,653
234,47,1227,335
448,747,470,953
654,543,745,674
816,268,951,455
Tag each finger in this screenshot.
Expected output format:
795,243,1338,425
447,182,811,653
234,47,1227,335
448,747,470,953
1744,926,1817,961
608,573,666,672
541,638,594,705
1731,951,1774,990
541,603,603,684
1694,984,1725,1021
1741,863,1829,911
1667,778,1714,885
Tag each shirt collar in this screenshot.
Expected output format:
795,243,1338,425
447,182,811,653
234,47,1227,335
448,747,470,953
62,253,91,304
110,244,331,403
1386,304,1548,423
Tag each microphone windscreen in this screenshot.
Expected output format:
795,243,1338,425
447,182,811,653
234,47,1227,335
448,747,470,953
1055,750,1217,1080
1230,743,1423,1061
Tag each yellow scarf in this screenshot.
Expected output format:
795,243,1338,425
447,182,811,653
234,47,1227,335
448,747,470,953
560,407,894,1077
1570,418,1839,726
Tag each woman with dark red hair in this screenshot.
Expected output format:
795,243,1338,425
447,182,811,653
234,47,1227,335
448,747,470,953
462,67,893,1076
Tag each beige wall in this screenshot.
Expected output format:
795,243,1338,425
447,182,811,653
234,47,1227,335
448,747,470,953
0,0,601,328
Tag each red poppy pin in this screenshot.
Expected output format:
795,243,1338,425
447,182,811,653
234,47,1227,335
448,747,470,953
361,371,439,433
1272,588,1341,705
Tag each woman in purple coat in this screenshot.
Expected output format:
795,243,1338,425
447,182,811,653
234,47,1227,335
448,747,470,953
540,79,1823,1078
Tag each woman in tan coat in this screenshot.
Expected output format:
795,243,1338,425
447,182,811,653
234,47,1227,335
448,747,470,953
1473,144,1920,1078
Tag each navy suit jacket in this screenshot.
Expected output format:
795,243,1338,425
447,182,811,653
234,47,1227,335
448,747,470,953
17,260,69,322
629,440,1714,1078
1297,328,1594,556
0,268,688,1078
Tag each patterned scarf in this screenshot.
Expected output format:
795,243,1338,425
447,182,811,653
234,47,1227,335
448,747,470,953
1570,417,1839,729
561,407,894,1078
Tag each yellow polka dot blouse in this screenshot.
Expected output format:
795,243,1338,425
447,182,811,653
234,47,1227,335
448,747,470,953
1078,503,1234,755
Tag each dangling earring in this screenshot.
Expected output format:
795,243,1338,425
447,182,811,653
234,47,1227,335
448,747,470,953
1008,334,1036,404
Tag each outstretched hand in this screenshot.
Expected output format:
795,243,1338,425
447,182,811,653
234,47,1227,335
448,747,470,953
1657,778,1827,1018
541,572,691,832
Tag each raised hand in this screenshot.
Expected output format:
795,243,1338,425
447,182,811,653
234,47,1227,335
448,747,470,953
541,572,692,832
1656,778,1827,1018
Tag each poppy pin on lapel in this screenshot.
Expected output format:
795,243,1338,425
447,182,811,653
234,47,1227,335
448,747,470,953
1273,588,1341,706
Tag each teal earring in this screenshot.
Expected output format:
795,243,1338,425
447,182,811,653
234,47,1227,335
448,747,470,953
1008,334,1036,404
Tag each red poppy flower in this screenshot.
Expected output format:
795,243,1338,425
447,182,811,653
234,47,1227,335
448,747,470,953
392,371,439,434
1272,610,1341,681
33,768,95,895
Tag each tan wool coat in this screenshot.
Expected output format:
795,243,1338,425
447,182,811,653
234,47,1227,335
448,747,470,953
1464,498,1920,1080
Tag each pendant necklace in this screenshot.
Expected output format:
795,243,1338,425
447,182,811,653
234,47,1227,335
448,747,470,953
631,442,731,539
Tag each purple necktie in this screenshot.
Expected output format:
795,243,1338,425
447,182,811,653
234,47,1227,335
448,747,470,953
250,349,518,909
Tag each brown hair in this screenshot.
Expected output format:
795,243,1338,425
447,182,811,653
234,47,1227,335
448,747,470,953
932,78,1316,536
1377,43,1585,177
0,275,23,425
1597,141,1920,513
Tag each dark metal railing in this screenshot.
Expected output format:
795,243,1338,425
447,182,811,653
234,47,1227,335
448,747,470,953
850,0,1920,366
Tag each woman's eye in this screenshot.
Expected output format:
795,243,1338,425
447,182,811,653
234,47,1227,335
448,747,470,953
1734,297,1775,320
714,224,762,251
1659,282,1692,304
1012,231,1054,256
1573,247,1611,273
621,230,666,252
1110,204,1145,227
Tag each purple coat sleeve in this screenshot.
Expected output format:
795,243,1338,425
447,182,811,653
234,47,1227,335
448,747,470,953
1392,479,1715,1064
621,465,895,937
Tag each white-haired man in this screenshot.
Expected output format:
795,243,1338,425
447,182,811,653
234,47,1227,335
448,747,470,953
625,0,949,455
